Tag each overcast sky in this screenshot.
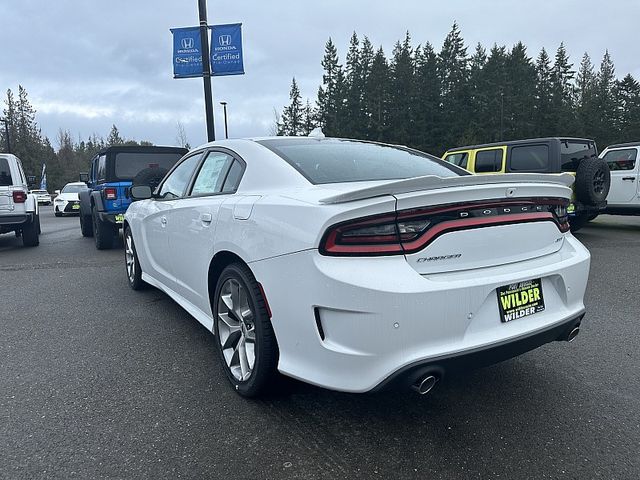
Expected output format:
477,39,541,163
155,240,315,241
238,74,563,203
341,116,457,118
1,0,638,150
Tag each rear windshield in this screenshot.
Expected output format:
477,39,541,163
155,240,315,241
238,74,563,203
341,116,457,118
560,140,598,172
61,184,87,193
258,139,466,184
0,158,13,186
114,152,184,180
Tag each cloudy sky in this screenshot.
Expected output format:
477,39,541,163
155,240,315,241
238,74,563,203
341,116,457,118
1,0,638,149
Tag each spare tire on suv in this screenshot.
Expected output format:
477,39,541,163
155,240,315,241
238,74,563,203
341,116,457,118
575,157,611,205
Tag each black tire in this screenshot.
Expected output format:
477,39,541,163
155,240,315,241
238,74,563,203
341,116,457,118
569,214,590,232
132,167,169,193
213,263,278,397
124,226,145,290
22,217,39,247
92,208,116,250
575,157,611,205
36,213,41,235
80,212,94,237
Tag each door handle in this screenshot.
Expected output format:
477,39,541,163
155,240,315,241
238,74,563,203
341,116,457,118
622,177,635,181
200,213,213,223
161,216,167,226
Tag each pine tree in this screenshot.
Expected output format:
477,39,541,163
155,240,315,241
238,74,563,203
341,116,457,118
388,32,414,146
507,42,537,139
107,124,124,145
616,74,640,142
302,100,317,135
316,38,345,136
413,42,441,152
594,51,618,146
575,53,597,137
534,48,554,136
279,78,304,136
438,23,470,149
364,46,390,141
550,43,576,133
344,32,363,138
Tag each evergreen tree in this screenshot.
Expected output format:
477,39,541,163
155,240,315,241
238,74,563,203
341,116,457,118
616,74,640,142
107,124,124,146
550,43,576,133
575,53,597,137
438,23,469,150
413,42,441,152
279,77,304,136
480,44,509,142
507,42,537,139
594,51,618,147
302,100,317,135
534,48,554,136
388,32,414,146
363,46,390,141
316,38,345,136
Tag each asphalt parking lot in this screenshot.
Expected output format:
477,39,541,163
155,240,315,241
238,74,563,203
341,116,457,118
1,207,639,479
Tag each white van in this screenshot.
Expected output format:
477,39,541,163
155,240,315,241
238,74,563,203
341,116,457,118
0,153,40,246
599,142,640,215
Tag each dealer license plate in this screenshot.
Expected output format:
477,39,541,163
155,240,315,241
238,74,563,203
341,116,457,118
115,214,124,223
497,278,545,323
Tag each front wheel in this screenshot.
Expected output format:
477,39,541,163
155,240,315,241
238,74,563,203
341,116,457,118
213,263,278,397
124,226,145,290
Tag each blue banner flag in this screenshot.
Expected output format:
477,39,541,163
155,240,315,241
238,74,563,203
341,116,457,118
170,26,203,78
210,23,245,76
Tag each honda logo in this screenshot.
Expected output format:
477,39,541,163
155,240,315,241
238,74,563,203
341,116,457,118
219,35,231,46
181,37,194,49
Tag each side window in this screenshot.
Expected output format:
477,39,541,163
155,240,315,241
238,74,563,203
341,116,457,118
96,155,107,182
0,158,13,186
222,161,244,193
90,157,97,182
190,152,232,196
603,148,637,171
474,149,503,173
158,154,201,199
510,145,549,171
444,152,468,169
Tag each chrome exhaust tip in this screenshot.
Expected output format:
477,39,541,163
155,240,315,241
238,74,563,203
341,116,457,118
566,326,580,342
412,374,439,395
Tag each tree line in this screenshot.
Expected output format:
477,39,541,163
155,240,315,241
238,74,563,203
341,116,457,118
0,86,156,191
277,23,640,156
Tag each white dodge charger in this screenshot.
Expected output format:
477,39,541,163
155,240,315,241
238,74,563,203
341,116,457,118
124,137,590,397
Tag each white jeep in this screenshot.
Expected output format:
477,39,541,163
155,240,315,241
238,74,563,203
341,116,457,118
0,153,40,246
599,143,640,215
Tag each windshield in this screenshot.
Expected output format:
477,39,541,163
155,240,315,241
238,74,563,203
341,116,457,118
258,138,466,184
560,140,597,172
114,152,184,180
61,184,87,193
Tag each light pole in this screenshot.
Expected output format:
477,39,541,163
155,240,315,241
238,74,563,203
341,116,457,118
198,0,215,141
0,117,11,153
220,101,229,139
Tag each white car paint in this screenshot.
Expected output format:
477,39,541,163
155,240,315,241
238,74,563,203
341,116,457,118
0,153,39,234
125,137,591,393
54,182,86,215
599,143,640,212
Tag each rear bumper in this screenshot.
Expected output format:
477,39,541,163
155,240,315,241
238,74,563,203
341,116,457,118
250,234,591,393
97,211,125,227
0,212,34,226
372,312,584,391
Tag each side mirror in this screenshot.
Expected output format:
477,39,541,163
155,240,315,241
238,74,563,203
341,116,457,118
130,185,153,200
55,189,61,195
79,172,89,183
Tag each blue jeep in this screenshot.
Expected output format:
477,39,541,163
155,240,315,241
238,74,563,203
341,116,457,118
78,146,187,249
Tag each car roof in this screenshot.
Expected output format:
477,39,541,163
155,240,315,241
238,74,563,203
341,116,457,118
446,137,595,153
63,182,86,186
605,141,640,149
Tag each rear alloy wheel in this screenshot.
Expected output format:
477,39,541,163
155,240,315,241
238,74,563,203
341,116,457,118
124,227,144,290
213,263,278,397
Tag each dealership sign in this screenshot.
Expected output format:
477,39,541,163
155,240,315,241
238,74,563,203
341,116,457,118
171,24,244,79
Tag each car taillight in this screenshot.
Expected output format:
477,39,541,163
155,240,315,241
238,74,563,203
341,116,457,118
104,187,117,200
320,198,570,256
12,191,27,203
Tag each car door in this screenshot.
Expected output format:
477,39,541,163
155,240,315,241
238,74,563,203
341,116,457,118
601,147,639,205
140,152,202,289
167,150,245,315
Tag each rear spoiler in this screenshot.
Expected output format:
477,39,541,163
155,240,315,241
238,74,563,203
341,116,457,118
319,173,574,204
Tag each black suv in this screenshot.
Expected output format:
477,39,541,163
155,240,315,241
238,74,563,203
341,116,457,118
78,145,187,249
443,138,611,231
